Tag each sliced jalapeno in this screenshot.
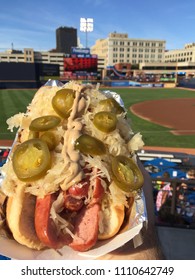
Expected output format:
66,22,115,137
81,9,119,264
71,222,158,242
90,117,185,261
111,155,144,192
29,115,61,132
93,111,117,133
28,130,39,140
52,88,75,118
75,134,106,156
40,131,56,151
99,98,124,114
12,139,51,181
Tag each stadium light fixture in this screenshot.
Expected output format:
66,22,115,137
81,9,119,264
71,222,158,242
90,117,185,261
80,18,94,48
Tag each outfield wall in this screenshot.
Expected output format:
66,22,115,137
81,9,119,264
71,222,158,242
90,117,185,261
178,78,195,89
0,81,41,89
0,62,59,89
102,79,165,87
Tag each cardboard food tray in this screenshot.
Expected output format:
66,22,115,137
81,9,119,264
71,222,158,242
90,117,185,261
0,199,144,260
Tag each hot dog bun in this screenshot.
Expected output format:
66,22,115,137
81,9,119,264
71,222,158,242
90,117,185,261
6,185,44,250
6,188,126,249
98,201,125,240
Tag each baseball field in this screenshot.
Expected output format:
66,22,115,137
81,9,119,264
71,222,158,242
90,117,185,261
1,86,195,149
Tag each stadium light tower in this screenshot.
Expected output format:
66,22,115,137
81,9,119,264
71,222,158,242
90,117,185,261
80,18,94,48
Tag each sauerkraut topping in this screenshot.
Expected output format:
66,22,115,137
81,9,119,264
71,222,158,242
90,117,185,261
1,81,144,205
50,192,75,238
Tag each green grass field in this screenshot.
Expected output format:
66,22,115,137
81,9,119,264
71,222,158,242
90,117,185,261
104,87,195,149
1,86,195,148
0,89,36,140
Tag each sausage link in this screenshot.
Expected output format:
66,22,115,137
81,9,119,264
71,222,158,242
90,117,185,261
69,203,100,252
35,194,72,249
64,193,84,211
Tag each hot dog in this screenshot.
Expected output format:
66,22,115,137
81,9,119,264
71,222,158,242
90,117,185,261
1,81,144,252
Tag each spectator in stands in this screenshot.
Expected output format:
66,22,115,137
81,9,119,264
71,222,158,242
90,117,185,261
156,171,170,187
179,168,195,197
156,172,171,212
156,183,172,212
176,169,195,222
186,169,195,180
184,169,195,196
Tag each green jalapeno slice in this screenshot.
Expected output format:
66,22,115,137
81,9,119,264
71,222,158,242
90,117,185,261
52,88,75,118
28,130,39,140
12,139,51,181
29,115,61,132
111,155,144,192
99,98,124,114
40,131,57,151
93,111,117,133
75,134,106,156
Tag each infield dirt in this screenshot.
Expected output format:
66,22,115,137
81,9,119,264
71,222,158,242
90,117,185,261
131,98,195,135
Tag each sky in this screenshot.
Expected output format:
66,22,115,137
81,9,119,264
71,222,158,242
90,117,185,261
1,0,195,52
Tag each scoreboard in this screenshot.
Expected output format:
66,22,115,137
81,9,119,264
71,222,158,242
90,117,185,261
63,48,97,79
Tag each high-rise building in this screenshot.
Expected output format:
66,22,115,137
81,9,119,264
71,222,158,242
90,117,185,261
56,26,77,54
